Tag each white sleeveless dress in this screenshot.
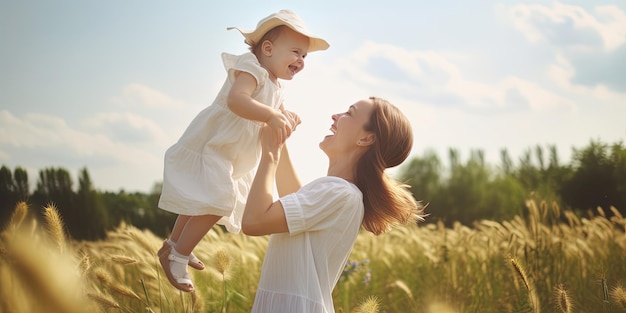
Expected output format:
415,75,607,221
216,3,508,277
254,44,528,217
158,52,283,233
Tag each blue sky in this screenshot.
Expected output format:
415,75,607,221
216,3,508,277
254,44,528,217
1,1,625,193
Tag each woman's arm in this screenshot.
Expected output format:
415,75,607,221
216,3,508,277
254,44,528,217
276,144,301,197
242,126,289,236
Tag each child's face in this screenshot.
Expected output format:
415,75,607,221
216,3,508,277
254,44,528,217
262,28,309,81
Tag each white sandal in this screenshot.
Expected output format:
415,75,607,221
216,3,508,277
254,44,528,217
159,247,194,292
187,252,205,270
158,240,205,270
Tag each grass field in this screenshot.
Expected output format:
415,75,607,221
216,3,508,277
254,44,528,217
1,200,625,313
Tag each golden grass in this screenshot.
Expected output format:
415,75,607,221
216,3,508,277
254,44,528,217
554,284,572,313
42,204,66,252
353,295,381,313
1,200,625,312
611,284,626,311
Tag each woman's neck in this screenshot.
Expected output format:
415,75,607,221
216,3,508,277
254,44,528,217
326,156,357,183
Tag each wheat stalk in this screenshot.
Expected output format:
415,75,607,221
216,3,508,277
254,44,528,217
508,256,530,291
611,284,626,310
78,253,92,276
42,204,66,252
215,248,232,313
110,254,139,265
554,284,572,313
7,201,28,233
507,256,540,313
354,295,381,313
5,228,86,313
93,267,112,286
108,283,142,301
215,248,232,278
87,292,121,309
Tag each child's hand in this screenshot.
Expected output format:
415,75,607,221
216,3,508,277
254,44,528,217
266,111,292,143
283,110,301,132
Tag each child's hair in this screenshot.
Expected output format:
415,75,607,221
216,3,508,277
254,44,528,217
355,97,425,235
248,25,290,56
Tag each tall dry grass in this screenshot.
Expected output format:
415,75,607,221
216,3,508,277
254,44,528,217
1,200,625,312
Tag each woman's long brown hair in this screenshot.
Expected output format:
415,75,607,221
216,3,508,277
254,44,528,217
355,97,425,235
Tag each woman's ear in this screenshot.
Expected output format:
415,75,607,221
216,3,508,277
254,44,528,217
261,40,273,56
357,133,376,146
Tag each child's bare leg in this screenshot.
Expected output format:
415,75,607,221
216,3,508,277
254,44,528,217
160,214,208,270
168,215,191,242
174,214,222,256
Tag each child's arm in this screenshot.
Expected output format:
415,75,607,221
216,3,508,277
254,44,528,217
280,106,301,131
228,72,292,141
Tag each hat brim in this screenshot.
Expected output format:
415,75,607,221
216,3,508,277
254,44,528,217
228,17,329,52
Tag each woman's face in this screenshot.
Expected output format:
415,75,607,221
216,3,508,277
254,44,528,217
320,99,375,156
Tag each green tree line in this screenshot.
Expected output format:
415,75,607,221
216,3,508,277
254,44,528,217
0,166,175,240
400,139,626,225
1,139,624,241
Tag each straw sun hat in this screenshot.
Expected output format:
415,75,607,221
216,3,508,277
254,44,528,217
227,9,329,52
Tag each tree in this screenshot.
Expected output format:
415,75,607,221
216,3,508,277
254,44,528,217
500,148,513,175
0,166,16,229
13,167,29,199
439,149,491,225
76,167,108,240
562,140,626,214
399,150,442,208
32,167,76,236
515,145,568,206
0,166,30,230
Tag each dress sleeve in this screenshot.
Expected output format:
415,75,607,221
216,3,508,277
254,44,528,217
222,52,268,88
279,178,363,235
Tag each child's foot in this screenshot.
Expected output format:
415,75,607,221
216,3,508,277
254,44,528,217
158,246,194,292
158,240,205,270
187,252,205,270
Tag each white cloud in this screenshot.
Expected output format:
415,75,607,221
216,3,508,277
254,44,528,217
112,83,185,109
339,41,576,112
0,110,161,165
0,150,9,163
82,111,170,145
0,109,166,191
548,53,626,102
503,76,578,112
507,2,626,52
1,110,73,148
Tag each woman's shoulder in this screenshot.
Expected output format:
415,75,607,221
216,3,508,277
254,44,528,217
303,176,361,197
308,176,353,185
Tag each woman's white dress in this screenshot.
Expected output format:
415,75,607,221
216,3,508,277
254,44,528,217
158,52,283,233
251,177,365,313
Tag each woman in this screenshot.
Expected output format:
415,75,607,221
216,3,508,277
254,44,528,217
242,97,425,312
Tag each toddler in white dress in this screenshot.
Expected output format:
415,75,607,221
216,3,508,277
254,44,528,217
157,9,329,292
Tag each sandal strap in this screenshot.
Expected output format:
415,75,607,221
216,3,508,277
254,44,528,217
168,253,189,265
175,276,193,286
